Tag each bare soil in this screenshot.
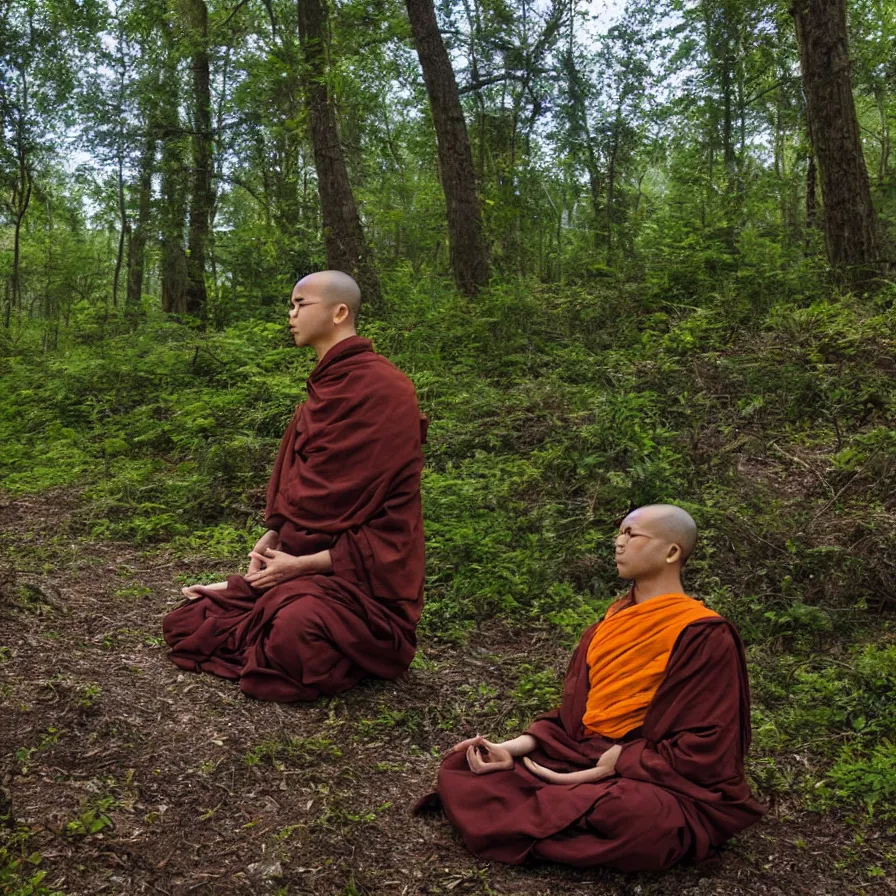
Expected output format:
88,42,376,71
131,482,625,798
1,491,893,896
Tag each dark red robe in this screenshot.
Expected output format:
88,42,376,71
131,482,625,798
163,336,427,702
420,617,766,872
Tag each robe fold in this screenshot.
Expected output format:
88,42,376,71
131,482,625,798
163,336,427,702
418,604,766,872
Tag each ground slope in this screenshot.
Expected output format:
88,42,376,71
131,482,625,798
0,491,892,896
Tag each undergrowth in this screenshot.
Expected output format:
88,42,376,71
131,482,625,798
1,275,894,826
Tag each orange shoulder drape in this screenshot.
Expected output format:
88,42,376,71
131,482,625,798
582,593,718,739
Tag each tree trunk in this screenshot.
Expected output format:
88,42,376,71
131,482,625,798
873,83,890,181
806,152,818,232
405,0,490,296
791,0,882,284
185,0,213,319
113,153,128,307
8,83,33,318
12,210,26,316
606,129,618,262
160,122,188,314
297,0,382,305
126,130,155,310
159,49,188,315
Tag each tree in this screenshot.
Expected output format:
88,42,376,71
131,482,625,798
405,0,490,295
791,0,883,284
297,0,381,305
158,39,190,315
1,0,100,326
183,0,213,318
126,125,155,310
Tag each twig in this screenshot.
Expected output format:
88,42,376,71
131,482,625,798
726,513,791,556
808,449,882,529
785,656,855,684
770,441,834,497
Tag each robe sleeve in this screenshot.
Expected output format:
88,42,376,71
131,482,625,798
328,481,424,604
324,403,426,605
613,622,750,796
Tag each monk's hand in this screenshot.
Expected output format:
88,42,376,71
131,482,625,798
595,744,623,777
455,736,514,775
522,756,615,785
244,547,307,591
247,530,280,575
181,581,228,600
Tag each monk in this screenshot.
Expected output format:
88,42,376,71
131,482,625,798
417,504,765,872
163,271,427,702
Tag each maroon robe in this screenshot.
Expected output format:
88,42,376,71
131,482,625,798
163,336,427,702
420,617,766,872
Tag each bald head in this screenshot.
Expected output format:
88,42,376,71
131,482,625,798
623,504,698,563
294,270,361,320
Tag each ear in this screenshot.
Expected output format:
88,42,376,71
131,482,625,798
333,303,350,325
666,543,682,564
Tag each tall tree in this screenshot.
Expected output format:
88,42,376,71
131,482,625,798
159,49,189,315
0,50,35,325
126,125,155,310
791,0,883,284
297,0,381,305
184,0,214,318
404,0,490,295
1,0,99,325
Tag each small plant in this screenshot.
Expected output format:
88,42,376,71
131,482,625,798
63,795,116,836
0,823,64,896
314,801,391,833
112,584,153,599
243,736,341,769
74,683,101,710
357,706,419,735
15,728,61,774
816,741,896,821
513,665,563,712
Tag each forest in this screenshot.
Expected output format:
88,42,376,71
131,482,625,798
1,0,894,893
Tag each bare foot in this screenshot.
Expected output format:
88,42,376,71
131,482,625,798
182,580,229,600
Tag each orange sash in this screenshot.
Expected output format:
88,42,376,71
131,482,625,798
582,593,718,739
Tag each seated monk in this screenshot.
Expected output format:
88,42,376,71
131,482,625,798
417,504,765,872
163,270,427,702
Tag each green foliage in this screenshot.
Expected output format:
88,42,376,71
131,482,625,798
15,728,62,774
2,269,896,826
513,666,563,716
755,643,896,750
819,742,896,821
63,795,116,836
0,312,305,543
0,824,63,896
243,736,341,770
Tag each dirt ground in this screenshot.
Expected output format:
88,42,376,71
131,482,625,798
1,491,893,896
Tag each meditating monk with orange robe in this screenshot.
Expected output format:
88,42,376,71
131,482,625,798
417,504,765,872
163,271,427,702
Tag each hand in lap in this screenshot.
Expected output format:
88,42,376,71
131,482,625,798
523,744,622,785
247,530,281,575
182,581,228,600
452,736,514,775
245,547,306,591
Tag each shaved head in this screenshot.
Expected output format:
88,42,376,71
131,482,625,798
294,270,361,319
623,504,698,563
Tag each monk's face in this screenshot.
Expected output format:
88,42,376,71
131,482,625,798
288,284,333,348
613,510,681,580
